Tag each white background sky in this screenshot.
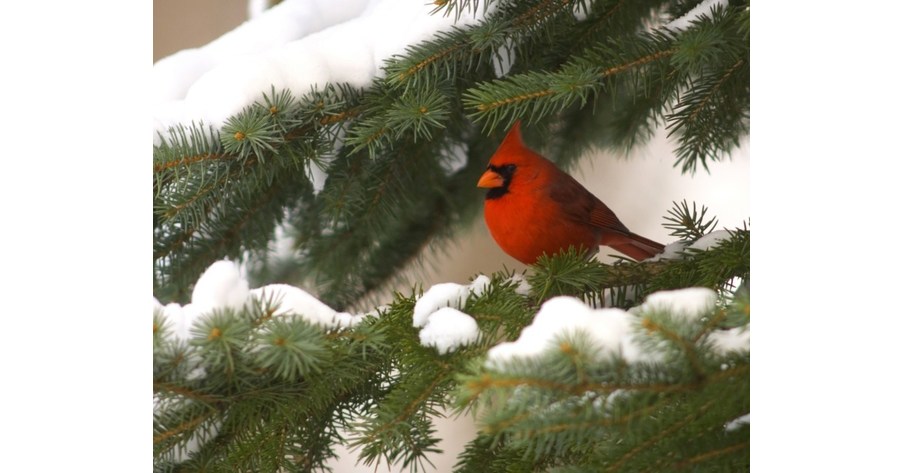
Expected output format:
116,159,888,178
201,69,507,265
1,1,901,471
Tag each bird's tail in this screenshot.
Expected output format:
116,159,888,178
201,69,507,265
609,232,665,261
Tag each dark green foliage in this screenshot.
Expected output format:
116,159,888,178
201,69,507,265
664,199,719,239
665,3,750,172
154,0,749,470
154,206,749,471
456,287,750,472
154,302,391,471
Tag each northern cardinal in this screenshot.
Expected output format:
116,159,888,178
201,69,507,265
477,121,664,264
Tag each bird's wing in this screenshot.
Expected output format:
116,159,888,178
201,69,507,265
547,171,631,234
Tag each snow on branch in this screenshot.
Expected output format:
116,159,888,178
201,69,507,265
154,260,370,342
487,296,647,366
648,229,734,262
413,275,490,354
666,0,730,32
418,307,480,355
412,275,490,327
486,287,748,368
154,0,487,140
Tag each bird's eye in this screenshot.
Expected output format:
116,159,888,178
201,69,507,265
497,164,516,177
488,163,516,177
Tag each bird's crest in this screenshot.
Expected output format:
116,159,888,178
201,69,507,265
490,120,531,166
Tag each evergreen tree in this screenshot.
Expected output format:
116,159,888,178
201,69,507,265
154,0,749,471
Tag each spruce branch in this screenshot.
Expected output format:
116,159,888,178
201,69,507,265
154,224,749,470
392,0,602,91
604,400,717,472
431,0,497,21
671,440,750,470
665,3,750,173
663,199,718,240
523,229,749,311
463,36,678,133
153,151,230,173
458,299,749,472
154,409,216,447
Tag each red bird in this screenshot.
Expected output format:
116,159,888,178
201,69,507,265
477,121,664,264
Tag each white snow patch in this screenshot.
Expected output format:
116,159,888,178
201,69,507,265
603,285,637,307
158,302,203,341
492,38,516,78
666,0,728,32
486,296,649,367
418,307,480,354
708,326,750,354
572,1,590,21
412,275,490,327
154,0,485,135
470,274,491,295
191,260,251,314
413,283,469,328
251,283,364,328
310,162,328,194
155,260,371,342
486,288,745,368
270,223,297,261
154,0,370,103
647,240,688,262
248,0,271,19
440,142,470,176
725,413,750,431
689,229,732,251
508,272,531,296
153,48,215,105
646,231,734,262
634,287,716,322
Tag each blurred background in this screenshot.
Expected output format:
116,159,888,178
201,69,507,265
154,0,247,62
154,1,749,470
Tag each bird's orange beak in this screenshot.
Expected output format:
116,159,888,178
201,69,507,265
477,169,504,188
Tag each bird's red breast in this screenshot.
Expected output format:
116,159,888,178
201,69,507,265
477,121,664,264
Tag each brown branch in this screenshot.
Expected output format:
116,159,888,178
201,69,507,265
600,49,677,78
466,365,747,408
154,381,220,405
398,43,468,82
513,0,572,28
477,89,555,112
283,106,363,141
692,307,728,343
319,107,362,126
154,410,214,445
399,0,574,84
476,49,676,113
154,152,230,173
673,441,749,470
641,317,704,378
466,375,697,399
509,401,663,437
